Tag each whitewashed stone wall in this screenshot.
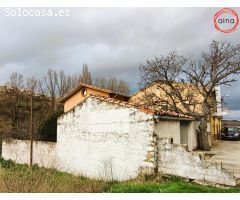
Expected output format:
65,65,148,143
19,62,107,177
158,138,237,186
56,97,155,180
2,139,56,168
154,121,180,144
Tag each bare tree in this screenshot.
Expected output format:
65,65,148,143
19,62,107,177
107,77,118,91
55,70,68,97
139,40,240,150
6,73,25,132
94,77,108,89
8,72,25,89
94,77,130,95
26,77,38,167
80,64,92,85
43,69,57,111
118,79,130,95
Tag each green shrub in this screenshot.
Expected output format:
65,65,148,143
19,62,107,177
0,157,14,168
38,109,64,142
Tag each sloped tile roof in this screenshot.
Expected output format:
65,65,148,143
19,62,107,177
90,94,194,120
59,82,130,103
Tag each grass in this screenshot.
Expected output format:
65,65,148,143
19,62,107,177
0,164,106,192
106,180,240,193
0,160,240,193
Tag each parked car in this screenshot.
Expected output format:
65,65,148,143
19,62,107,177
236,126,240,133
221,126,240,140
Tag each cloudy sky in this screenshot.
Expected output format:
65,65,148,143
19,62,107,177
0,7,240,119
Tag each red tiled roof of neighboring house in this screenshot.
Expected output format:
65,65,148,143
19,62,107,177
58,82,130,103
90,94,194,120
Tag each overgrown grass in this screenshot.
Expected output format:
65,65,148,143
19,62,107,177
0,164,106,192
0,159,240,193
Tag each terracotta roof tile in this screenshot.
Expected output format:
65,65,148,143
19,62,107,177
90,94,194,120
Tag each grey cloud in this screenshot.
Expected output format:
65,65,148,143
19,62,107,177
0,7,240,119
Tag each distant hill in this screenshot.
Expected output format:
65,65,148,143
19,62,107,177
222,120,240,127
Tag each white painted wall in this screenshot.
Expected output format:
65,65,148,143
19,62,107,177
56,97,155,180
2,140,56,168
154,120,180,143
158,138,236,186
154,120,198,151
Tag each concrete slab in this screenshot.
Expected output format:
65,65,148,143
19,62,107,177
208,140,240,178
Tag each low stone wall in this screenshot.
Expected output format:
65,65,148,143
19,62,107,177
2,139,57,168
158,138,237,186
2,137,238,186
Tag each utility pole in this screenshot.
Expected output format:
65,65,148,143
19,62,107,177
26,77,37,167
29,91,33,167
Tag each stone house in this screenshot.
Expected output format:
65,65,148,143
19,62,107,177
58,83,199,150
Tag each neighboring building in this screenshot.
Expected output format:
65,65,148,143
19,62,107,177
59,83,130,112
129,82,227,146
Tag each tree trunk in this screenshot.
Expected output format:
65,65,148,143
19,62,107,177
198,116,210,151
51,95,55,111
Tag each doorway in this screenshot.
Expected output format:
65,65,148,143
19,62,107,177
180,121,190,144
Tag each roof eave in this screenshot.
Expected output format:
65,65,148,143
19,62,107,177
156,115,194,121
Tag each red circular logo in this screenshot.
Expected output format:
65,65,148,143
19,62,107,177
214,8,239,33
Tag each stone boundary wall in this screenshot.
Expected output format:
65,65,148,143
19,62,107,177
2,136,155,181
2,138,238,186
2,139,57,168
158,138,237,186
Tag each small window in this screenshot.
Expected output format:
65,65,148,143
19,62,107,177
81,88,87,96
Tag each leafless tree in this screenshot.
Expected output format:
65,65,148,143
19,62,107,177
55,70,68,97
80,64,92,85
6,73,25,131
94,77,130,95
139,40,240,150
117,79,130,95
26,77,38,167
8,72,25,89
94,77,108,89
43,69,58,111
